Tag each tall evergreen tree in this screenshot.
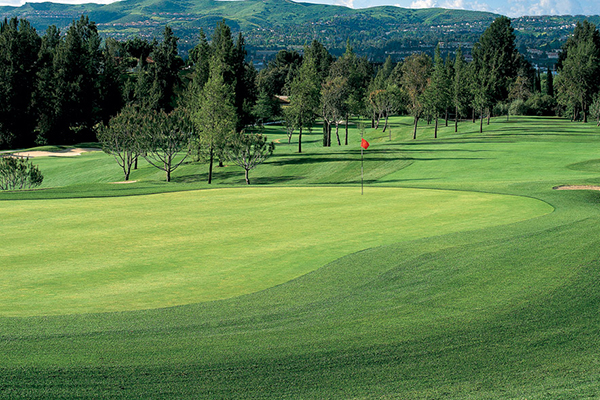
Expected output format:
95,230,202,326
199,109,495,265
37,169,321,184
149,26,183,112
0,18,41,148
422,45,451,138
470,16,520,131
555,21,600,122
546,67,554,98
43,15,102,144
452,47,470,133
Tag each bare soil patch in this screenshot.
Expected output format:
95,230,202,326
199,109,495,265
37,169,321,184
553,185,600,191
111,180,138,184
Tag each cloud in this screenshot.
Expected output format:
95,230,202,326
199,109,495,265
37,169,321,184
409,0,437,7
404,0,498,12
527,0,583,15
0,0,118,5
335,0,355,7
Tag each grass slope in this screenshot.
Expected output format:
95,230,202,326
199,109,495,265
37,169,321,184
1,116,600,398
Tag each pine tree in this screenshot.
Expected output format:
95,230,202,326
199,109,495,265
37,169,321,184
0,18,41,148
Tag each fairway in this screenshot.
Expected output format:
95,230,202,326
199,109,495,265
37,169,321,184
0,186,551,316
4,116,600,399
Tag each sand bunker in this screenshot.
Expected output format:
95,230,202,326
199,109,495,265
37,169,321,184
12,148,101,158
553,185,600,191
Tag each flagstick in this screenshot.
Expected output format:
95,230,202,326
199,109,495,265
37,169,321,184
361,131,364,195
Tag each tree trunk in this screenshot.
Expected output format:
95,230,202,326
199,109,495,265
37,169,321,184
327,123,332,147
413,115,419,139
371,117,375,128
166,168,171,182
335,123,341,146
323,115,328,146
480,109,484,133
455,105,458,133
134,156,138,170
472,108,475,123
445,108,449,127
208,147,214,184
298,126,303,153
487,110,490,125
382,112,389,133
583,109,588,123
345,113,349,146
245,168,250,184
434,115,438,139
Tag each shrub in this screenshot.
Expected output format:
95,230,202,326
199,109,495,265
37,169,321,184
525,93,557,116
0,156,43,190
509,99,528,116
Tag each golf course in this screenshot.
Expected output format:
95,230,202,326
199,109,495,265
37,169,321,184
2,115,600,398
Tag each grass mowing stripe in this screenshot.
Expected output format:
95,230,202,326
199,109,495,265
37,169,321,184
0,186,551,316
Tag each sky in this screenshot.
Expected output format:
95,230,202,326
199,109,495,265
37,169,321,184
1,0,600,18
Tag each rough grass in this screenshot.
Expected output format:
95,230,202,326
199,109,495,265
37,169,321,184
1,116,600,398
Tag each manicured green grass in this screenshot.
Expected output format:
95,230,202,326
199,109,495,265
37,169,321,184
2,116,600,398
0,187,550,316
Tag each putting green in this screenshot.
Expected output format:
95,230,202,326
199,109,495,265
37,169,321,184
0,187,552,316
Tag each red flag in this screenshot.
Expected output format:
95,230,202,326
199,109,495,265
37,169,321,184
361,138,370,149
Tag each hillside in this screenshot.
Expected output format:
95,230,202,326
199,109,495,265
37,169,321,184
2,0,600,64
1,0,499,57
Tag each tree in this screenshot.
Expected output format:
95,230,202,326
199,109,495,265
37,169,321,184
225,132,275,184
97,104,144,181
422,45,451,138
328,41,372,145
39,16,102,144
0,156,43,190
256,49,302,97
400,53,431,139
206,21,257,131
188,29,211,91
287,54,320,153
0,18,41,148
322,76,349,146
470,16,520,132
368,85,402,138
190,56,237,183
148,26,183,112
589,93,600,126
452,47,470,133
555,21,600,122
140,108,193,182
98,37,125,125
546,68,554,97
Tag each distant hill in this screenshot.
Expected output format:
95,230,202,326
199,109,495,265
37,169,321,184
1,0,599,65
0,0,498,55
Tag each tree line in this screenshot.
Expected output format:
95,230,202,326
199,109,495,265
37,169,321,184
1,15,599,183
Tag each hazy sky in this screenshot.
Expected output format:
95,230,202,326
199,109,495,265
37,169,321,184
1,0,599,17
